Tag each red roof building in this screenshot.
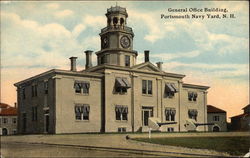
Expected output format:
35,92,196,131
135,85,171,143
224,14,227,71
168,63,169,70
0,103,9,109
207,105,226,113
0,103,17,116
0,107,17,116
0,103,18,135
207,105,227,132
230,104,250,131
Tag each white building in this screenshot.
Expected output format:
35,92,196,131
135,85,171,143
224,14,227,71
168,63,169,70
14,6,209,134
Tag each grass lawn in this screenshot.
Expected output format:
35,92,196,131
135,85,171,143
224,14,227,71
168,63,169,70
133,136,250,156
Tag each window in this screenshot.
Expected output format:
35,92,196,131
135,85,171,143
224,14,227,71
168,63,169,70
22,88,26,99
142,80,147,94
100,54,109,64
165,108,176,121
113,17,118,25
118,127,126,132
100,56,105,64
188,109,198,121
148,80,152,94
22,113,26,132
3,118,8,124
44,81,48,94
32,85,38,97
32,107,38,121
213,116,220,121
74,81,90,94
167,127,174,132
125,55,130,67
188,92,198,101
165,83,178,98
75,82,81,93
142,80,152,95
115,105,128,121
12,118,17,124
75,104,90,120
115,78,131,93
120,18,124,25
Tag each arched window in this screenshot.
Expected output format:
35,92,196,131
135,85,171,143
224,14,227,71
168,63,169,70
113,17,118,25
120,18,124,25
107,18,111,26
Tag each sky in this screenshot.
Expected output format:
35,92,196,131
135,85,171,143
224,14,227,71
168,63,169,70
1,1,249,121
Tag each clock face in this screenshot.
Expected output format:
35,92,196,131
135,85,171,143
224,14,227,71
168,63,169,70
102,36,109,48
120,36,130,48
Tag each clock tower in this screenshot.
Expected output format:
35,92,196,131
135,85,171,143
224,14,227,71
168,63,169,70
96,6,138,67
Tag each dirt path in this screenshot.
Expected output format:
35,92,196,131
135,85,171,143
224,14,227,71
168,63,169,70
2,132,248,157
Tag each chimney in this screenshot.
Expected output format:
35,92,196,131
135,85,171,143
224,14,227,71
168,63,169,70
156,62,163,70
144,50,150,62
85,50,93,69
69,57,77,71
14,102,17,108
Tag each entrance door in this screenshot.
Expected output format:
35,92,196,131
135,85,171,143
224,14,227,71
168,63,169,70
142,107,153,126
213,126,220,132
2,128,8,135
45,114,49,133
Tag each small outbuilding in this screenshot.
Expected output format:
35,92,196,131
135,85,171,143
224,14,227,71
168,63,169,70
207,105,227,132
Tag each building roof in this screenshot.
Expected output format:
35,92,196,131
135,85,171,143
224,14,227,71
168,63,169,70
0,106,17,116
242,104,250,110
183,83,210,90
231,113,249,119
0,103,9,108
207,105,226,113
14,69,103,87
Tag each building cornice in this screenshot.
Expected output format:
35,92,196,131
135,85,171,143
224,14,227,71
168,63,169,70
182,83,210,90
14,69,103,87
84,64,185,79
95,48,138,56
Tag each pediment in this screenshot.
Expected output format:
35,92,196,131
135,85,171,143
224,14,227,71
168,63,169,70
132,62,161,72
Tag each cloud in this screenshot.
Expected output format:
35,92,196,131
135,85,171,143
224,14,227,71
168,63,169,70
151,50,200,61
162,61,248,83
1,11,81,69
129,10,167,43
208,33,249,55
1,1,11,4
82,15,106,29
46,3,60,10
72,24,86,38
54,9,74,18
